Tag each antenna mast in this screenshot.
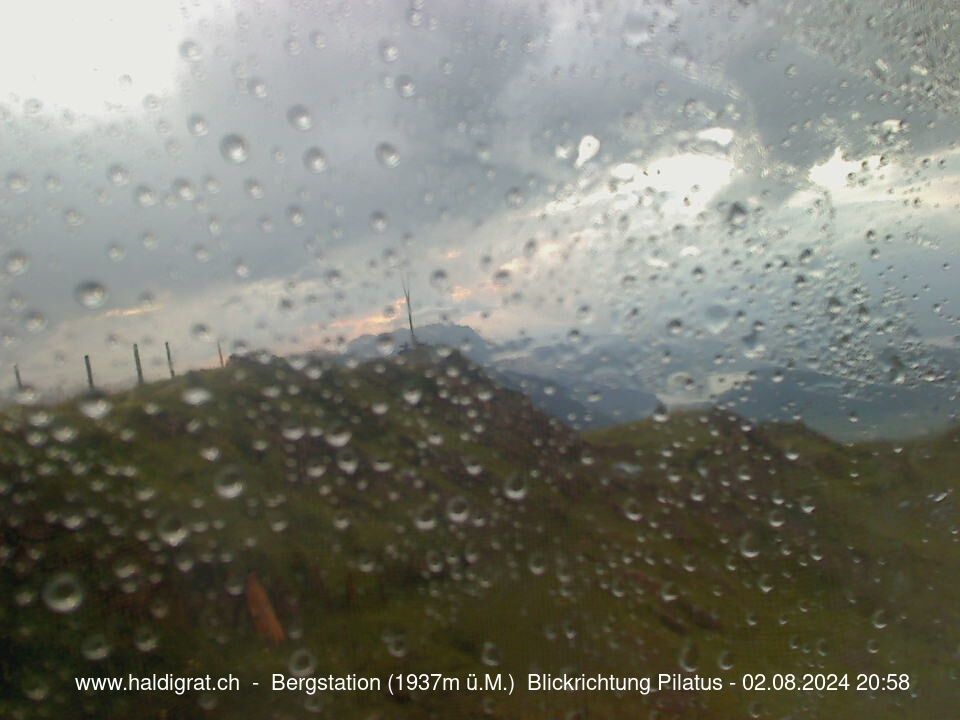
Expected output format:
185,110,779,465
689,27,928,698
401,276,417,347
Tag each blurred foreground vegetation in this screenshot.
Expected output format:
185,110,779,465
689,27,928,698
1,349,957,718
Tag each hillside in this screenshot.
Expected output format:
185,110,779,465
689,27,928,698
715,365,957,441
0,348,957,718
346,323,625,429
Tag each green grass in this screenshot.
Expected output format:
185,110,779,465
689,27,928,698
0,352,957,718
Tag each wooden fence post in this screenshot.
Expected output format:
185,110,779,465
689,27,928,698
133,343,144,385
84,355,95,390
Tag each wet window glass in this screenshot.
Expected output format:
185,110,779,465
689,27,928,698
1,1,958,718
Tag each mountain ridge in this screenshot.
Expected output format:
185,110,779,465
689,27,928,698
345,323,958,440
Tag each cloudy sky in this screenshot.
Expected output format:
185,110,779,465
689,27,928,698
0,0,957,396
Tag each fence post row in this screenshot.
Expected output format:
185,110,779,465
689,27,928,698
10,341,234,395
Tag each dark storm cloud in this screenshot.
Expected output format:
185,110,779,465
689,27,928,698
0,0,957,394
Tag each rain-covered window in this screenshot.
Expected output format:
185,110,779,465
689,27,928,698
1,1,957,718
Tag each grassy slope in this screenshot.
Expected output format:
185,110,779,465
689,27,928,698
0,350,957,718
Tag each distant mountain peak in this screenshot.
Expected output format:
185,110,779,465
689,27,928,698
346,322,495,362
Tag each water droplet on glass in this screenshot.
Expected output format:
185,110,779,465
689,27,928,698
376,142,400,168
652,403,669,423
157,515,189,547
289,649,317,677
622,15,653,48
505,187,525,208
79,395,112,420
303,147,327,173
337,448,359,475
191,323,212,342
247,77,268,98
64,208,84,226
738,532,760,559
678,639,699,672
179,40,203,62
503,474,528,501
23,310,46,334
396,75,415,98
43,573,84,613
244,179,264,199
871,609,888,629
6,172,29,193
107,164,129,186
379,40,399,63
172,178,196,201
187,114,208,136
81,634,111,661
727,202,748,229
325,427,352,448
704,304,731,334
415,506,436,531
214,467,245,499
183,387,212,406
287,104,313,131
4,251,29,276
574,134,600,167
220,134,249,164
134,626,159,653
528,553,546,576
446,496,469,524
430,269,450,292
376,333,395,356
623,497,643,522
75,281,107,309
481,642,501,667
369,211,388,233
134,185,156,207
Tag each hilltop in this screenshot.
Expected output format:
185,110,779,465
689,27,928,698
0,348,957,718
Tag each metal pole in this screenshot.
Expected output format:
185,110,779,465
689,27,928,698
217,341,225,368
402,276,417,347
133,343,144,385
84,355,95,390
14,364,23,390
165,342,175,378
